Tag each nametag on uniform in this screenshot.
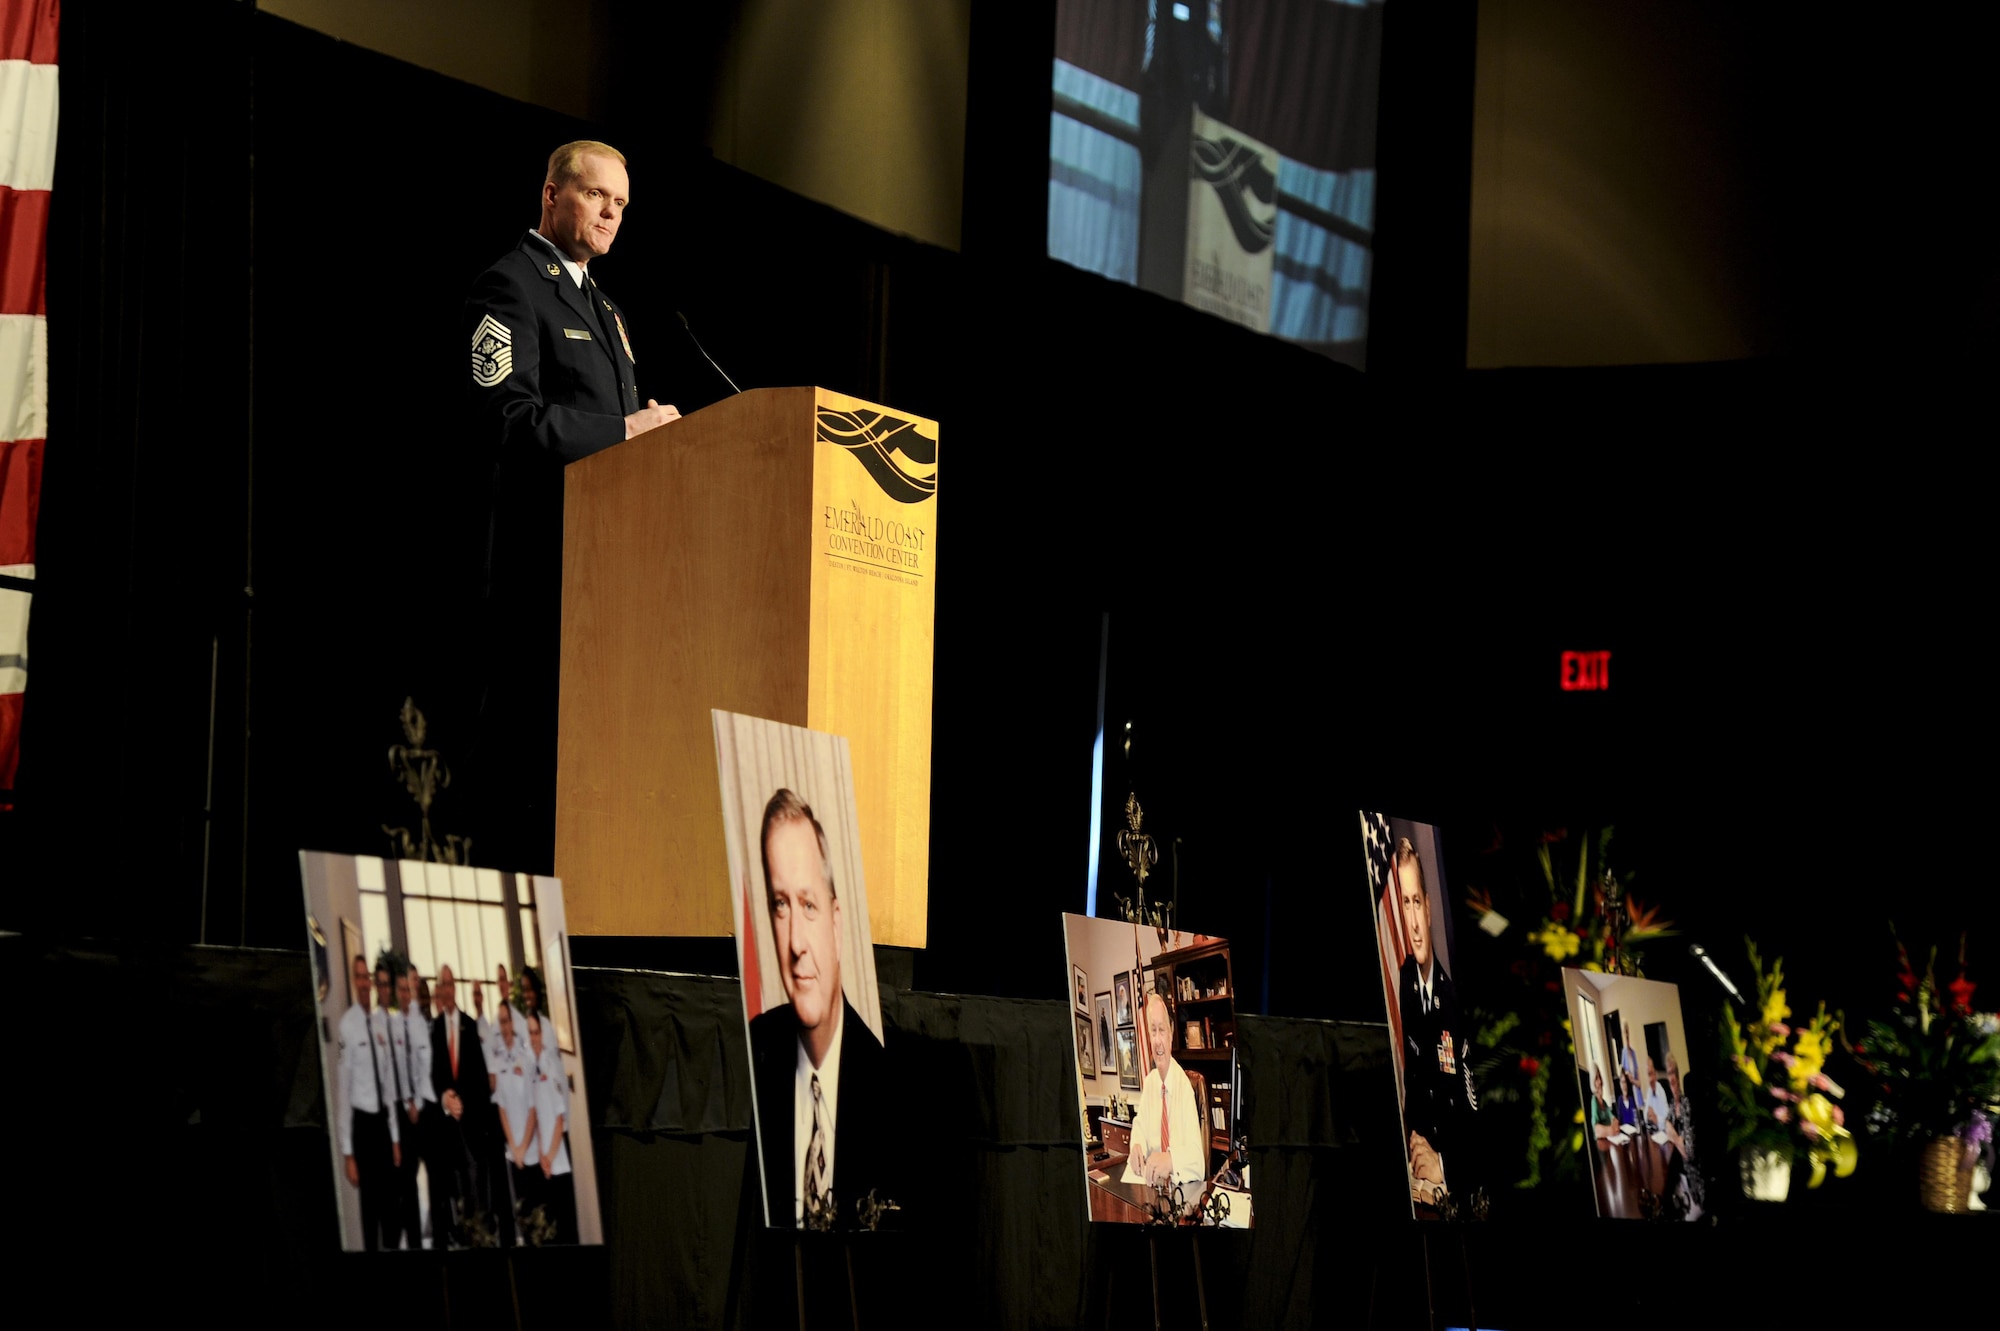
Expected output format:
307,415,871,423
563,328,593,341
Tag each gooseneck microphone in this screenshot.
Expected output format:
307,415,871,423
677,311,743,395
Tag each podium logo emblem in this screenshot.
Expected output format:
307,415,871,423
816,407,936,505
470,314,514,387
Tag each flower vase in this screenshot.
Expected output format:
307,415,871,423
1918,1137,1975,1213
1739,1146,1791,1202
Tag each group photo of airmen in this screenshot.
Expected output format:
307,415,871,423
334,952,580,1249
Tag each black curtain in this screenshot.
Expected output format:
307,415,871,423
8,0,254,940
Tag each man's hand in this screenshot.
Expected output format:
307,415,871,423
541,1156,553,1179
624,399,681,439
344,1154,359,1188
393,1142,402,1169
1144,1150,1173,1190
443,1089,464,1120
1409,1131,1446,1195
406,1103,421,1127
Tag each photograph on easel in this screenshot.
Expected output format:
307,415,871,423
715,710,901,1231
298,852,602,1251
1360,811,1485,1220
1565,969,1705,1220
1061,912,1252,1227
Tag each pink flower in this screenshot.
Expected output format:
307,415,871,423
1772,1051,1796,1067
1810,1073,1832,1091
1770,1023,1792,1039
1774,1106,1791,1123
1801,1121,1821,1140
1832,1105,1846,1127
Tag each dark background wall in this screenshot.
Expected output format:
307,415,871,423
4,1,1995,1045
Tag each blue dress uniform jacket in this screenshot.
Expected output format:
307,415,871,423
467,230,640,464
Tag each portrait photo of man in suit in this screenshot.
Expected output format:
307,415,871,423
745,788,894,1229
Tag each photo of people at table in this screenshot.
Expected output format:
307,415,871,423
1564,969,1704,1221
1061,912,1252,1227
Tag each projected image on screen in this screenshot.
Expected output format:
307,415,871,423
1050,1,1382,366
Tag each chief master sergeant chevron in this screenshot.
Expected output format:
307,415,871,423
467,139,680,457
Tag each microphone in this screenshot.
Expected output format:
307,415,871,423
677,311,743,395
1688,943,1745,1005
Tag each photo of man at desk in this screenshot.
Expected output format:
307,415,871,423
1061,912,1252,1227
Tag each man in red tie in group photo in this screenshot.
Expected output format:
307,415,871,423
429,964,494,1246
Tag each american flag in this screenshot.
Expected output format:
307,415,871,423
1359,808,1408,1109
0,0,57,802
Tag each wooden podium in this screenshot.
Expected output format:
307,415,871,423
555,387,937,945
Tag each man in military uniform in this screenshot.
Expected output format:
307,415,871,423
466,140,680,462
463,140,681,868
337,954,402,1250
395,967,437,1248
1393,837,1475,1207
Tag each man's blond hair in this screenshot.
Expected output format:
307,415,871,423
546,140,627,190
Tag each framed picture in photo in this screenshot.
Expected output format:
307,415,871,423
1075,964,1090,1015
1114,971,1134,1029
1076,1013,1096,1078
1094,992,1114,1068
1115,1027,1141,1090
1142,965,1156,999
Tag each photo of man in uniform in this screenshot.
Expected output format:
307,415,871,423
336,954,402,1250
1392,835,1475,1206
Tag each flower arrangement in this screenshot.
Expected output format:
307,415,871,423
1716,939,1857,1189
1457,827,1675,1189
1853,935,2000,1149
1496,828,1676,973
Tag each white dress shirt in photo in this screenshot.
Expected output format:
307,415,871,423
493,1033,540,1166
336,1002,400,1155
534,1051,572,1176
791,1003,846,1225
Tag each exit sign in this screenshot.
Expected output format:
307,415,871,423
1560,650,1611,691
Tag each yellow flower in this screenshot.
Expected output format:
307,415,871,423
1572,1129,1585,1153
1734,1053,1762,1086
1762,985,1792,1030
1531,924,1581,961
1790,1025,1828,1093
1572,1108,1585,1124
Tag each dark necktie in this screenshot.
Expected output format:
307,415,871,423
387,1013,405,1107
804,1072,829,1215
367,1010,385,1113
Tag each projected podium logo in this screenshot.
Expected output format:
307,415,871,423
1183,110,1277,334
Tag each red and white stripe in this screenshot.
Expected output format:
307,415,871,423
0,0,56,795
1376,879,1407,1111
